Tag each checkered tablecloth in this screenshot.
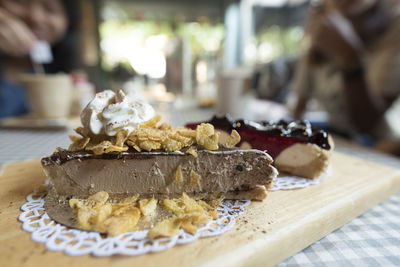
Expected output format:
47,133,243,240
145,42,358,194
1,128,399,266
278,193,400,266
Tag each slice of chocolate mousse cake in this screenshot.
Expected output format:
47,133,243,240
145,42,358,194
41,90,277,204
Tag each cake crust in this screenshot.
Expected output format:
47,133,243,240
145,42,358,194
274,143,331,179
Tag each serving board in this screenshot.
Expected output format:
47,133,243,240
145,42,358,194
0,152,400,267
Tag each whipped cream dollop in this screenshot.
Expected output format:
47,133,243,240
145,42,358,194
81,90,155,136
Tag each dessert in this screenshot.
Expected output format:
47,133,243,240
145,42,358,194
41,90,277,236
186,115,334,179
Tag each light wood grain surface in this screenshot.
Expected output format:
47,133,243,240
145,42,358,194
1,152,400,267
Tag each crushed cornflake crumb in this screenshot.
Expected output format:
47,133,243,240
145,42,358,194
190,170,201,188
138,198,157,216
147,217,181,239
175,165,184,183
185,146,198,157
223,130,241,148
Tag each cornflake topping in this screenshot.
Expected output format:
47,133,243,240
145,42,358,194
69,114,241,155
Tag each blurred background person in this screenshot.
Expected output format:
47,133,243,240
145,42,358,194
0,0,81,118
293,0,400,145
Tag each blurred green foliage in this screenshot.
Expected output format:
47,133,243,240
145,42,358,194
255,25,303,62
99,19,224,71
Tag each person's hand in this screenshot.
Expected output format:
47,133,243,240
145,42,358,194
309,10,363,70
0,7,36,57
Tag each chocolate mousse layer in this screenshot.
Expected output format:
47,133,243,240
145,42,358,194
41,149,277,201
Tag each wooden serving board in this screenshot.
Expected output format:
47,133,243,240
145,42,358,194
1,152,400,267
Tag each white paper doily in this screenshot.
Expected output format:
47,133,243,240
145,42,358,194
270,165,332,191
18,193,250,257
